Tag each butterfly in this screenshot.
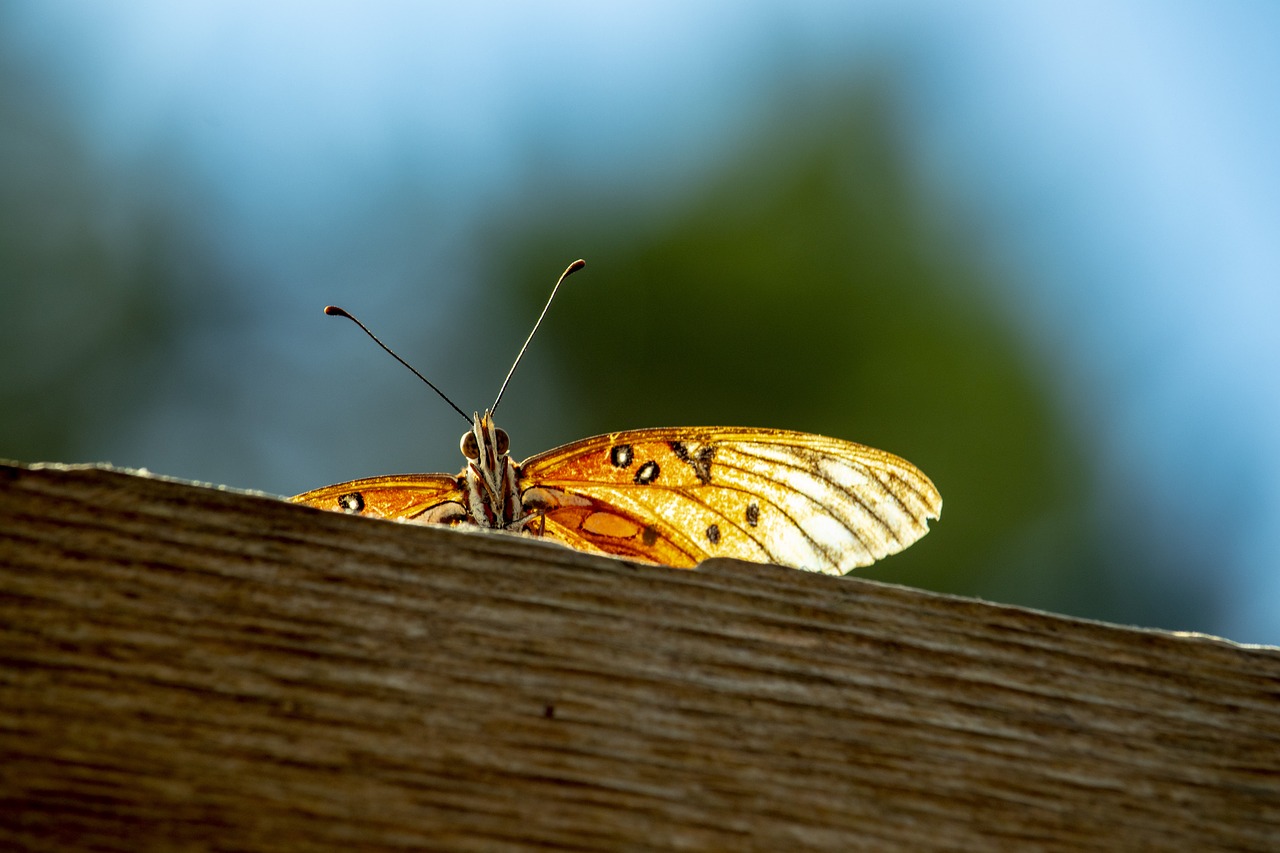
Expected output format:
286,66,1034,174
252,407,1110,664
292,260,941,574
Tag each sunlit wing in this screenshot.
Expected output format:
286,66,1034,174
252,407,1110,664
291,474,466,523
519,427,941,575
524,491,704,567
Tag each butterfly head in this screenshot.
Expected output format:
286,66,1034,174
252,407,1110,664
460,411,510,466
460,410,515,524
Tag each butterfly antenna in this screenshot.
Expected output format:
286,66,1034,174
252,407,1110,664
323,305,471,423
490,258,586,415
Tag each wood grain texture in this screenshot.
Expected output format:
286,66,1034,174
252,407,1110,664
1,461,1278,851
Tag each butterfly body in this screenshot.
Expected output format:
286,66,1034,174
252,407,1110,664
293,413,941,575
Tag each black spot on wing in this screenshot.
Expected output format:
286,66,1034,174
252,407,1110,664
634,460,660,485
706,523,721,545
669,440,716,485
610,444,634,468
745,502,759,527
338,492,365,513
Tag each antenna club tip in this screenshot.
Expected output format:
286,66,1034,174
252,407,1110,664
324,305,349,318
569,259,586,273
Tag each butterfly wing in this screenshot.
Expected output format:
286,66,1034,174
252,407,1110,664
291,474,468,523
519,427,941,574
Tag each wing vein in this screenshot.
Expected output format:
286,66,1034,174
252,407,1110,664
718,447,894,552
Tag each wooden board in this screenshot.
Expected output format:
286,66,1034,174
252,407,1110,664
1,462,1278,850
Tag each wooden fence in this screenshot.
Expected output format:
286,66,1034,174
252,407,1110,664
2,462,1278,850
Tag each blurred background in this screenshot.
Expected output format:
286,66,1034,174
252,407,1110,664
3,1,1277,645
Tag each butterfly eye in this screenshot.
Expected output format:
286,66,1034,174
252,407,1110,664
495,428,510,455
460,431,480,460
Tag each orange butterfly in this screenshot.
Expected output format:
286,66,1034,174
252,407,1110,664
292,260,941,574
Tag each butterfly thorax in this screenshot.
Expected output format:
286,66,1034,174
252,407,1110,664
461,411,524,529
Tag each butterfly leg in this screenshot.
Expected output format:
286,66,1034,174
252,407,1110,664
504,508,547,537
516,485,570,538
